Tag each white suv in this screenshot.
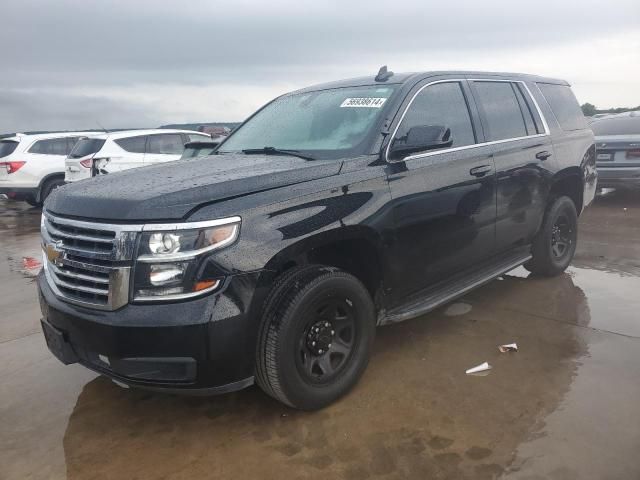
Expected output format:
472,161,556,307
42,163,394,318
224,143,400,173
0,131,99,206
65,129,211,182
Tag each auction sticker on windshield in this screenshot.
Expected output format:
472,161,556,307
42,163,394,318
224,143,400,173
340,97,387,108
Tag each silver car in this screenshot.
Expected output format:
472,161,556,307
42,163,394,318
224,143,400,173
592,115,640,189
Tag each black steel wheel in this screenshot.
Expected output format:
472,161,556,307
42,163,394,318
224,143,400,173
296,297,357,384
550,214,573,259
525,195,578,276
256,266,375,410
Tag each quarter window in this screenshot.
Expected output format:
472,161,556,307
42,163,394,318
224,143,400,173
0,140,19,158
28,138,69,155
473,82,528,141
537,83,587,131
147,134,185,155
394,81,476,154
115,135,147,153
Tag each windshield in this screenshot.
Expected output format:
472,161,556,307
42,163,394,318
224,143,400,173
0,140,19,158
219,85,397,159
69,138,105,158
591,117,640,136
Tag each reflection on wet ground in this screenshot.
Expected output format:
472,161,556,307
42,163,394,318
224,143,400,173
1,191,639,479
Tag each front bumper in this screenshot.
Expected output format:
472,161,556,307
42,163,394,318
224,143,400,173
37,269,263,394
597,166,640,188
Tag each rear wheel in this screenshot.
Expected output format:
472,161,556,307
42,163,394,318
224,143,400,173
524,196,578,276
25,196,41,207
40,178,65,204
255,266,375,410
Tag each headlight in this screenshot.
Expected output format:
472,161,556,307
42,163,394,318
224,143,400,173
133,217,240,301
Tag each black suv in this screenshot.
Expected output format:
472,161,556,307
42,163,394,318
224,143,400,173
38,69,596,409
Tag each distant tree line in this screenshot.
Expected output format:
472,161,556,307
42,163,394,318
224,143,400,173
581,103,640,117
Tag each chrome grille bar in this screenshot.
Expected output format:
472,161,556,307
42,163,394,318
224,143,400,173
47,261,110,285
41,212,138,310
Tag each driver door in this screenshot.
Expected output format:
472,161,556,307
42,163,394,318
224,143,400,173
386,79,497,301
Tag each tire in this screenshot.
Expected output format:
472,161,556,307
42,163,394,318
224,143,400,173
25,196,41,208
524,196,578,276
40,178,65,204
255,265,376,410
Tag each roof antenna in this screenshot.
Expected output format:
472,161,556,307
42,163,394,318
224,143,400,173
95,121,108,134
375,65,394,82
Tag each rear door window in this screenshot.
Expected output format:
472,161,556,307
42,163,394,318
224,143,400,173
69,138,106,158
513,85,539,135
115,135,147,153
29,138,69,155
147,134,185,154
394,81,476,151
472,81,528,141
0,140,19,158
537,83,587,131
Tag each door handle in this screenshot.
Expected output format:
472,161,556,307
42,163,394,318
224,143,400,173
535,151,552,161
469,165,493,177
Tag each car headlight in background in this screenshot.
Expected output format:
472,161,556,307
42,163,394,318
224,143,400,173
133,217,241,301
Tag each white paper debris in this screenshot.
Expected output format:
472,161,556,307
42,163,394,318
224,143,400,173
498,343,518,353
466,362,491,375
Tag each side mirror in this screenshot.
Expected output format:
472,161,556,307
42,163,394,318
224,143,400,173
389,125,453,160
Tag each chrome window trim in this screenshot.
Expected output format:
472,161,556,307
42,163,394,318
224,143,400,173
385,78,550,163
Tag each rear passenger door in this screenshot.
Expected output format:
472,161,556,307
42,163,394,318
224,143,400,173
469,79,552,254
144,133,185,165
111,135,147,173
386,79,497,300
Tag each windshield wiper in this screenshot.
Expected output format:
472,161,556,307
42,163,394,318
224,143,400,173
242,147,315,161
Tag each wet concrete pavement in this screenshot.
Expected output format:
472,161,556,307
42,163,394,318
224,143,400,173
1,191,639,480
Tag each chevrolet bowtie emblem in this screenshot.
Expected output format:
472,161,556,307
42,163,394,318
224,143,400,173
45,242,65,266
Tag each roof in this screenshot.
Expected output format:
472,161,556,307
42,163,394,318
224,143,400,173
4,131,102,141
293,70,569,94
84,128,206,141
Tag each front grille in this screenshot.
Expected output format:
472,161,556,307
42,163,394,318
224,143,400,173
41,213,140,310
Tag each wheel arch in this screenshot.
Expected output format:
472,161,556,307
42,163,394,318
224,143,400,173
260,226,386,300
549,167,584,216
36,172,65,202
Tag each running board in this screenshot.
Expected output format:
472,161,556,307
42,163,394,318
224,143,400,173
379,251,532,325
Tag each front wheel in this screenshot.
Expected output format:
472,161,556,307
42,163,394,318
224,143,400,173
524,196,578,276
255,266,375,410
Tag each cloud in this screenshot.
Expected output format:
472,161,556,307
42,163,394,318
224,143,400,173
1,0,639,132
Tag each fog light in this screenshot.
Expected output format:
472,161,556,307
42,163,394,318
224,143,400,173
149,263,186,286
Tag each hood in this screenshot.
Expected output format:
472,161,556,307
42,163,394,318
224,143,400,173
46,153,342,221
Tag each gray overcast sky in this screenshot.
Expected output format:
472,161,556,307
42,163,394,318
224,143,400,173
1,0,638,133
